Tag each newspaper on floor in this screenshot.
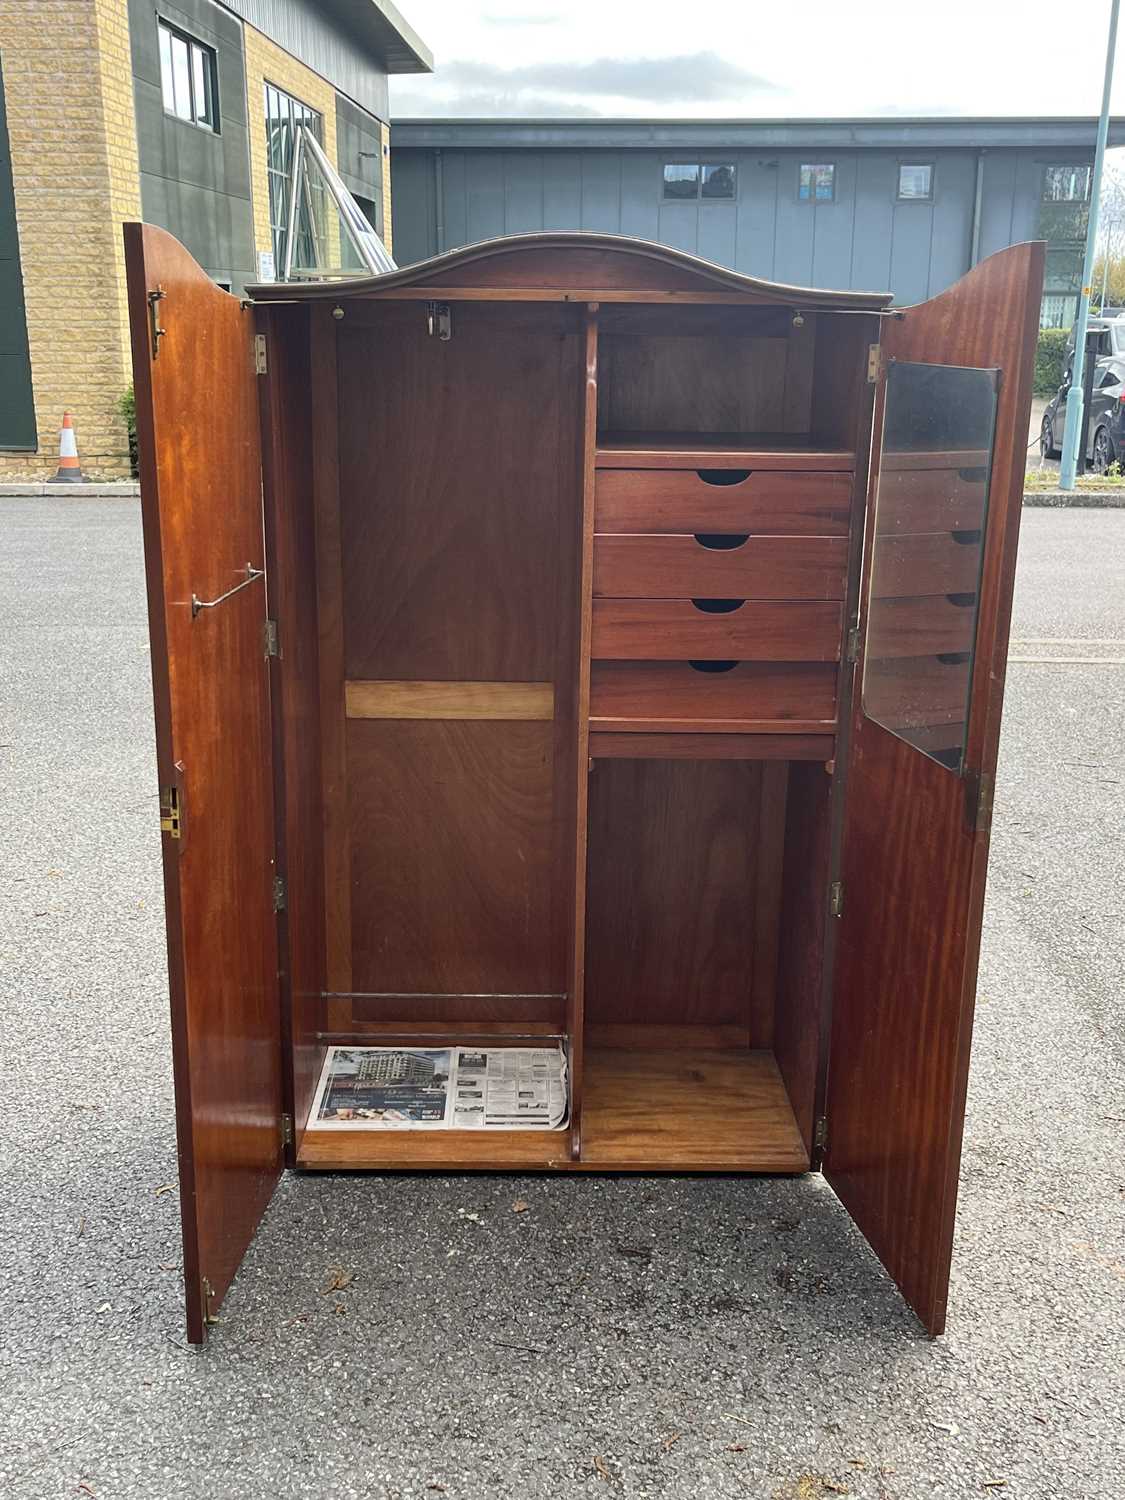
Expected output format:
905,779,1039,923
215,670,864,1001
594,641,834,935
309,1044,568,1131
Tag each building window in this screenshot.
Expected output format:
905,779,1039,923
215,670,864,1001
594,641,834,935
264,83,323,271
798,163,835,202
158,21,218,131
662,163,736,200
1043,164,1092,202
897,163,933,201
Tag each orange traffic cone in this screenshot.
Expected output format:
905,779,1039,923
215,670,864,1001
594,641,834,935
49,411,86,483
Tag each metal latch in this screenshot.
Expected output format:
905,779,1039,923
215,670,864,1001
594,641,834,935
867,343,882,382
281,1113,294,1147
159,785,182,839
147,287,166,359
263,618,279,657
829,881,844,917
814,1116,828,1152
254,333,268,375
426,301,452,340
273,874,287,912
845,625,860,664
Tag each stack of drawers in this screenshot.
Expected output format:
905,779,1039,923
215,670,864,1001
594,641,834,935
588,462,853,736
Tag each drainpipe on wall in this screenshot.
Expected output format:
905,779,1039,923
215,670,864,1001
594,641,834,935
969,149,985,266
434,148,445,254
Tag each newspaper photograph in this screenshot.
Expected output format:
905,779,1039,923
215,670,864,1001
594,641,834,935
309,1045,568,1131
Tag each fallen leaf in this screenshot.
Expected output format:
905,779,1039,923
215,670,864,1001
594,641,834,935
847,1460,867,1470
426,1487,446,1494
727,1443,747,1453
593,1455,612,1482
661,1433,681,1452
77,1485,96,1498
95,1303,112,1315
931,1419,960,1436
512,1199,530,1214
332,1301,347,1315
822,1484,849,1496
322,1268,353,1294
982,1483,1007,1492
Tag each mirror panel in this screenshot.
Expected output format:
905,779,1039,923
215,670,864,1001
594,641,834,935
862,361,999,772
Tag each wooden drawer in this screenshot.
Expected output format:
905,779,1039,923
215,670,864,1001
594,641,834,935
590,661,838,732
591,599,843,661
865,594,976,659
870,531,983,598
595,468,853,535
593,533,847,600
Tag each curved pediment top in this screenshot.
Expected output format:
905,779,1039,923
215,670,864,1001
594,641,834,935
249,231,894,309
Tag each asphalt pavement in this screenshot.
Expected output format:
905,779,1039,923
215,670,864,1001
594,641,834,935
0,499,1123,1500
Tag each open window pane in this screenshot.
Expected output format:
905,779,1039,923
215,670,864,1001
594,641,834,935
170,34,192,121
191,42,216,127
701,163,736,199
862,362,999,773
663,164,700,200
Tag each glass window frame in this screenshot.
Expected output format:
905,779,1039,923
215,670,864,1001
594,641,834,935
1042,163,1093,203
700,162,737,200
897,162,934,202
798,161,836,203
264,82,325,274
157,18,219,132
661,162,737,201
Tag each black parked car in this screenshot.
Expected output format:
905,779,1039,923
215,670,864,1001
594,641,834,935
1041,317,1125,471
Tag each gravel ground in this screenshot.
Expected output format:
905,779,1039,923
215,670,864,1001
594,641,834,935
0,499,1123,1500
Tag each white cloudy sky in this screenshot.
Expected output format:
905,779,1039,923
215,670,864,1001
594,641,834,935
390,0,1125,119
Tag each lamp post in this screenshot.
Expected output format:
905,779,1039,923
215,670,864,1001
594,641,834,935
1060,0,1121,489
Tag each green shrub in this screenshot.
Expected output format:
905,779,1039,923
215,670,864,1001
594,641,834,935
1034,327,1070,397
117,384,138,478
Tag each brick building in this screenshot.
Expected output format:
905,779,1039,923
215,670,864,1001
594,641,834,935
0,0,430,479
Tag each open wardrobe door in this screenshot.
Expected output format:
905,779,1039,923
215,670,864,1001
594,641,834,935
124,224,283,1342
824,242,1044,1333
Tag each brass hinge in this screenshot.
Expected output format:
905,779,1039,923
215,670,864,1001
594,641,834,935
867,343,882,382
201,1276,218,1325
159,785,182,839
966,769,995,836
254,333,268,374
829,881,844,917
273,874,287,912
281,1112,293,1147
426,301,452,340
845,624,860,663
263,618,279,657
814,1115,828,1153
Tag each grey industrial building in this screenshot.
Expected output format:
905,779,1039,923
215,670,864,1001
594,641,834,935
390,116,1125,324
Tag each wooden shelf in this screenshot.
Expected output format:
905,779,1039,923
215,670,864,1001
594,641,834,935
297,1042,808,1174
581,1047,808,1172
595,432,856,470
298,1128,573,1171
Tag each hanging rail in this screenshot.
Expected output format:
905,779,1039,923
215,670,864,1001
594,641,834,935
191,563,264,618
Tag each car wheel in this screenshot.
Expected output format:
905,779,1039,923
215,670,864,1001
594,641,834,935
1040,413,1059,459
1092,426,1114,474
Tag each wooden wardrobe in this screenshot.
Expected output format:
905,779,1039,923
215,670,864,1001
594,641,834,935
124,224,1044,1343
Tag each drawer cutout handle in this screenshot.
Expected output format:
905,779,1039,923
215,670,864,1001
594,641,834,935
951,529,983,545
937,651,971,666
691,598,745,613
946,592,977,607
688,659,740,673
696,468,752,486
693,532,750,550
